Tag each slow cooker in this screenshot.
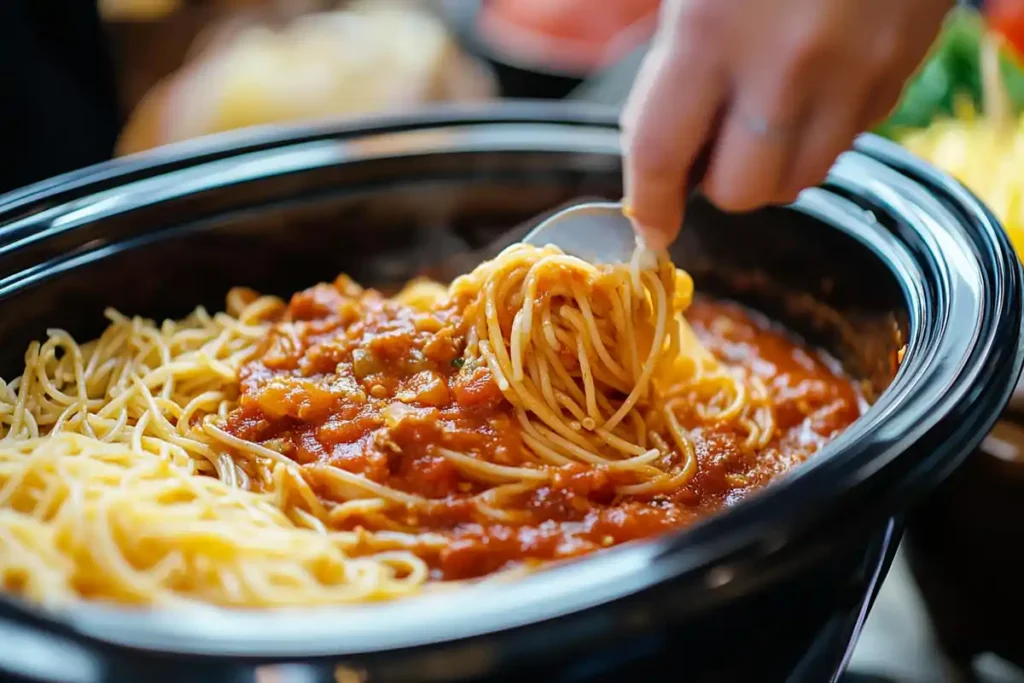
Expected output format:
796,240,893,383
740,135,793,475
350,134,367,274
0,103,1019,683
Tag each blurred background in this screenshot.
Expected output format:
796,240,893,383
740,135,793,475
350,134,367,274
4,0,1020,254
3,0,1024,681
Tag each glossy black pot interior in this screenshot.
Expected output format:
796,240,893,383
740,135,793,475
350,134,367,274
0,104,1020,683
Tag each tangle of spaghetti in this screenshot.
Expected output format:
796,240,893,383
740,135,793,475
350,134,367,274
0,243,802,608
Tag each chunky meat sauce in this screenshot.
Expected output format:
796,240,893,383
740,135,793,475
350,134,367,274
226,277,862,580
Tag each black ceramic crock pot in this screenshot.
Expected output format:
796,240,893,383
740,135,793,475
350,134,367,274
0,103,1020,683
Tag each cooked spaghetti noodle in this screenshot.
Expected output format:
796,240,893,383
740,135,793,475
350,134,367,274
0,243,861,607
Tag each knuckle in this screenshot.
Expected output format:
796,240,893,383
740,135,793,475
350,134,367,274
780,18,869,86
784,22,902,85
786,29,835,76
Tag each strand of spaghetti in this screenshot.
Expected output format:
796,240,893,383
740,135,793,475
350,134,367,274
436,448,550,483
341,528,449,549
537,419,664,482
304,463,430,507
277,464,332,523
128,377,221,464
513,410,604,465
539,339,587,407
523,415,652,472
520,252,561,350
524,351,555,420
569,279,629,385
51,331,92,424
610,285,639,382
662,401,697,479
202,422,295,468
491,342,597,452
130,410,152,458
498,335,606,452
603,268,671,432
551,390,590,433
518,430,575,466
540,295,560,349
509,308,528,382
138,323,175,400
217,452,241,488
292,507,326,532
474,503,534,524
482,276,515,393
575,334,600,426
11,345,43,439
559,307,631,394
329,506,407,533
696,374,748,422
602,448,662,469
177,391,228,435
81,325,119,380
473,482,539,523
616,469,693,496
593,426,652,458
326,497,389,521
527,388,645,460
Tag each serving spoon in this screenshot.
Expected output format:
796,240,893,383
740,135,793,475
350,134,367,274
431,195,614,282
522,138,715,263
521,201,638,264
435,142,711,279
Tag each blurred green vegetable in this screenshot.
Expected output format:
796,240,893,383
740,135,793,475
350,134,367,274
875,8,1024,140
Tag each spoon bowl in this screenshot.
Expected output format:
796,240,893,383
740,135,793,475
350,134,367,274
522,200,637,263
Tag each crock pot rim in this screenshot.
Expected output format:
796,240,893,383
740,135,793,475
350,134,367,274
0,101,620,222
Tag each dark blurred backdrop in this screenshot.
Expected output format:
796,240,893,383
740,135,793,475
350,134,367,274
0,1,121,194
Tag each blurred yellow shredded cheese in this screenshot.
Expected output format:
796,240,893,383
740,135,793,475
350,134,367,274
902,107,1024,255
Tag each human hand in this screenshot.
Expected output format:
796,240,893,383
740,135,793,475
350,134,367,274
621,0,952,249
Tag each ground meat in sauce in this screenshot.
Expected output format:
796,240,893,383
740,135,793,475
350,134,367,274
225,278,862,581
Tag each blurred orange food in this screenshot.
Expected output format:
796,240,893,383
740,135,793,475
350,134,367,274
479,0,660,73
988,0,1024,57
99,0,183,22
117,2,496,156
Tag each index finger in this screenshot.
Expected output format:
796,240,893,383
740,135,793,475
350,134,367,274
620,30,725,250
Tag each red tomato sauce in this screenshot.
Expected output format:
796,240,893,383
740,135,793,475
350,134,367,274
226,278,862,581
